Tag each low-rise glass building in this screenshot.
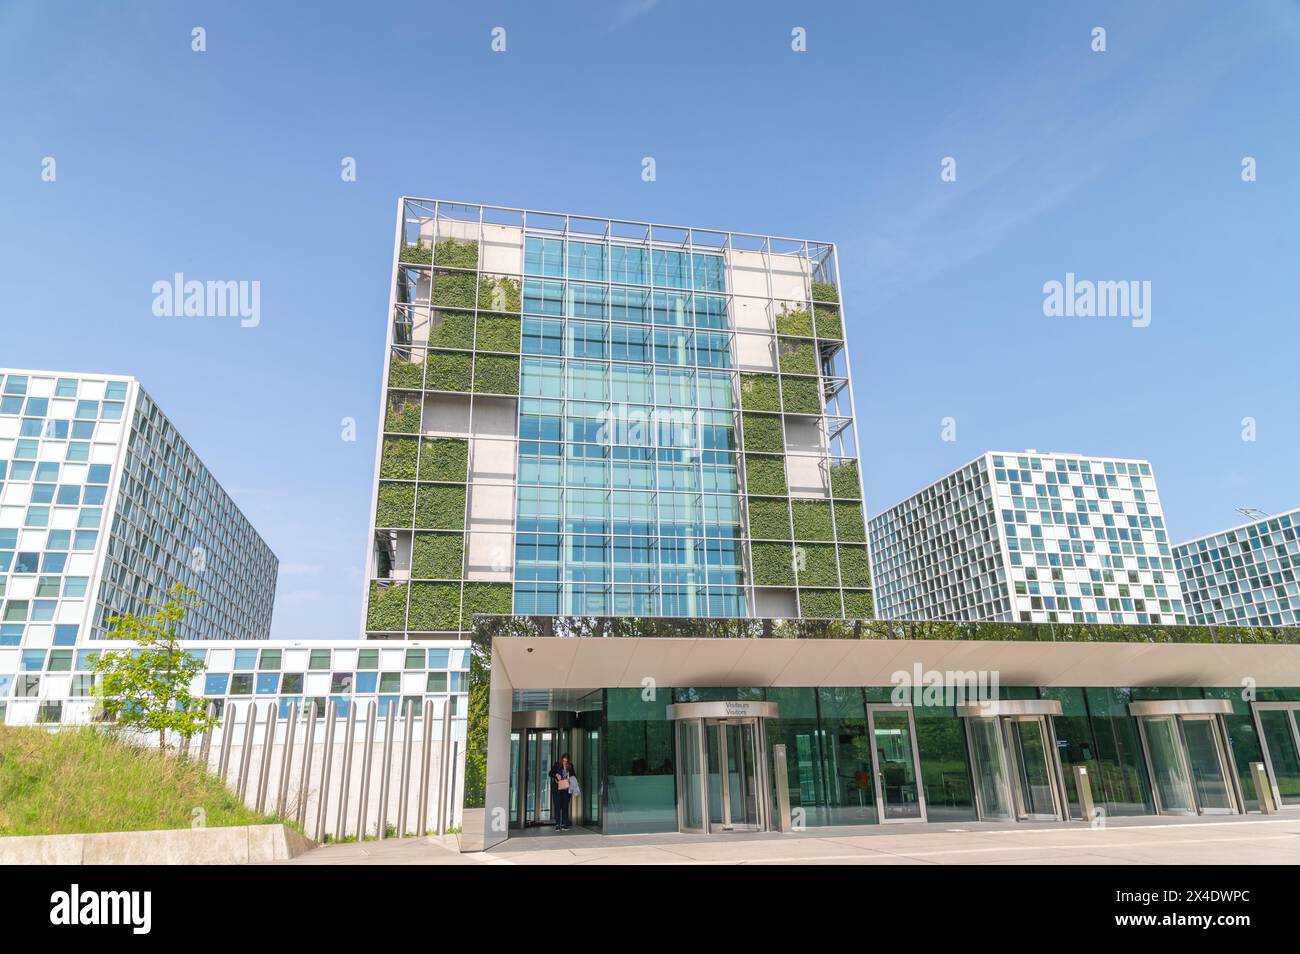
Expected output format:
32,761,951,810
461,617,1300,849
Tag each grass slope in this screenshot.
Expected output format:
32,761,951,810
0,726,284,836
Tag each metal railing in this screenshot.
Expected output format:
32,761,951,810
179,698,463,842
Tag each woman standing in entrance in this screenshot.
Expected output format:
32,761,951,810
550,752,577,831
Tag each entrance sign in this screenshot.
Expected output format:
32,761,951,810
666,701,779,721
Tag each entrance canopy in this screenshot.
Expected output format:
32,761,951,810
491,636,1300,691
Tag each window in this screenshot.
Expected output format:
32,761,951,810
4,600,31,621
309,649,331,670
205,674,229,695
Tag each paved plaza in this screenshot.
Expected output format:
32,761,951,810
288,815,1300,866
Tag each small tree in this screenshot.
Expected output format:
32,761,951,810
91,583,219,749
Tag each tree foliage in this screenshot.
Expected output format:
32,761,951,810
91,584,218,749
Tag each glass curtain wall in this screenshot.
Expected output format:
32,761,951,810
514,235,744,619
590,685,1257,834
603,688,677,833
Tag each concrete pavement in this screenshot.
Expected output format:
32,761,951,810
286,814,1300,866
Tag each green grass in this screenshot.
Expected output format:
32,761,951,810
0,726,288,836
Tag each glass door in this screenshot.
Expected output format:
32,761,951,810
583,728,601,826
866,705,926,822
1255,705,1300,808
722,721,762,829
1181,717,1234,814
965,715,1065,821
705,721,724,829
522,728,558,827
673,717,770,833
966,717,1013,820
1004,717,1061,820
509,731,521,827
1139,716,1196,814
676,719,705,832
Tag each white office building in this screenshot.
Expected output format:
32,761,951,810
1175,507,1300,627
868,451,1187,624
0,368,278,652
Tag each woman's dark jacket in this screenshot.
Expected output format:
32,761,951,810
549,761,577,796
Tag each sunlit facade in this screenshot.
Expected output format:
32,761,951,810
363,199,871,639
0,368,277,654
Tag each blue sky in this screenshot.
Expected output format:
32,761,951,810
2,1,1297,638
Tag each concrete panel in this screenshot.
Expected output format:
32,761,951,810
0,825,313,866
784,417,824,453
469,437,518,485
423,393,472,438
469,395,518,437
481,223,523,274
754,588,797,618
728,250,770,298
733,295,771,332
787,454,829,498
737,332,777,372
769,255,810,302
434,217,480,245
465,531,513,580
467,483,514,527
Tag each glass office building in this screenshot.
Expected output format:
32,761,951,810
350,203,1300,853
1175,507,1300,627
363,199,871,638
869,451,1187,625
0,369,278,652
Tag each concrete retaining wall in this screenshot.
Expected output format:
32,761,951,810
0,824,313,865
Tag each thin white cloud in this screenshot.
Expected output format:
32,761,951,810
621,0,659,20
